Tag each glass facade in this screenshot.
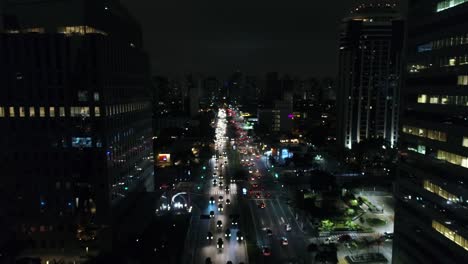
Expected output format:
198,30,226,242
436,0,468,12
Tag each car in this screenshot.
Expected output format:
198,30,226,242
217,220,223,229
255,192,261,199
209,211,215,218
281,237,288,246
205,257,212,264
218,204,224,212
217,238,224,249
262,247,271,256
230,179,235,183
383,232,394,240
231,217,239,226
285,224,292,232
213,172,217,177
236,231,244,241
266,229,273,236
218,196,224,202
225,186,230,191
207,232,213,240
258,202,266,209
210,197,215,204
226,199,231,205
225,228,231,238
219,181,224,186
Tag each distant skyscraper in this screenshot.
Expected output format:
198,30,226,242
337,2,404,149
1,0,153,262
393,0,468,263
264,72,282,104
202,77,220,103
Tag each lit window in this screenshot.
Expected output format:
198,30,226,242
58,26,107,36
40,107,46,117
440,96,449,104
417,94,427,103
59,107,65,117
424,180,458,202
71,137,92,148
23,28,45,33
449,58,457,66
458,75,468,85
93,92,100,101
0,107,4,117
70,107,90,117
437,150,468,168
402,125,447,142
94,107,101,117
49,107,55,117
9,107,15,117
432,220,468,251
430,96,439,104
29,107,36,117
19,107,25,117
463,137,468,147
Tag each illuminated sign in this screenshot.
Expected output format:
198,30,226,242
157,154,171,166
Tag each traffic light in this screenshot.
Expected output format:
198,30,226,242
203,166,207,170
274,173,279,179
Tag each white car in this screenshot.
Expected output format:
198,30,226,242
285,224,292,232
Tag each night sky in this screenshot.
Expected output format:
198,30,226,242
121,0,359,78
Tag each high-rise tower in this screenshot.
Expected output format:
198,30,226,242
393,0,468,263
337,2,404,149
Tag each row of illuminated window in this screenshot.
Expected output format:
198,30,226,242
402,125,447,142
437,150,468,168
436,0,468,12
440,55,468,67
418,34,468,52
106,103,149,116
0,106,99,118
432,220,468,251
0,103,149,118
408,55,468,73
417,94,468,106
4,26,107,36
423,180,459,202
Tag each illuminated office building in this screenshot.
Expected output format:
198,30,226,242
0,0,153,262
337,2,404,149
393,0,468,262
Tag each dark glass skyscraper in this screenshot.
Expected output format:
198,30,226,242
337,2,404,149
0,0,153,262
393,0,468,262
